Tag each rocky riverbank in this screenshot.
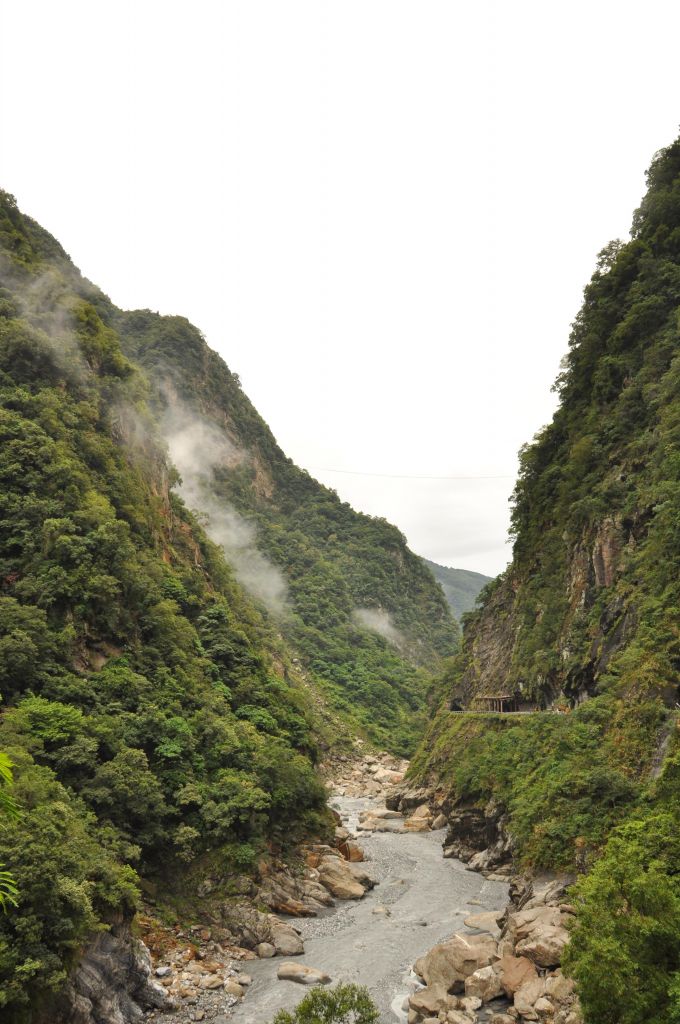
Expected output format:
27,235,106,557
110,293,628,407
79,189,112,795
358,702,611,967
138,751,405,1024
385,778,584,1024
223,754,509,1023
56,751,582,1024
406,875,581,1024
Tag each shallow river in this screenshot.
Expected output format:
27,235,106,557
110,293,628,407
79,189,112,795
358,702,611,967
230,795,508,1024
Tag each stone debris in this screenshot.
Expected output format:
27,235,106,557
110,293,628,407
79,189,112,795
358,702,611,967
328,750,410,800
407,874,582,1024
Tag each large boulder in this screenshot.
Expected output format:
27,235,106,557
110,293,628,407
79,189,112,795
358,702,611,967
508,906,570,968
300,877,335,909
408,984,453,1017
361,809,402,820
357,816,405,834
544,969,576,1003
385,783,432,812
496,954,538,996
464,911,502,938
277,963,331,986
515,923,569,968
220,905,272,949
415,932,498,992
404,817,431,833
373,767,405,784
338,840,365,862
513,976,547,1019
347,863,377,889
317,856,366,899
464,965,503,1003
404,805,432,832
270,920,304,956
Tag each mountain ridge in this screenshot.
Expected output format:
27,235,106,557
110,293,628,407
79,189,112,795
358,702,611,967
420,558,492,620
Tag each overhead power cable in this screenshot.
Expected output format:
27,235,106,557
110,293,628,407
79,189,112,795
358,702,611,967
309,467,514,481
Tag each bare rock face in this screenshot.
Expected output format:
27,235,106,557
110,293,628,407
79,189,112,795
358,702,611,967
442,799,513,875
45,923,172,1024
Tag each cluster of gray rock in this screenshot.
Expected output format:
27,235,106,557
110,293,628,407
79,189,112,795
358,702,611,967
380,775,582,1023
406,876,581,1024
387,785,512,880
329,748,408,798
355,801,450,835
144,838,377,1020
150,940,252,1009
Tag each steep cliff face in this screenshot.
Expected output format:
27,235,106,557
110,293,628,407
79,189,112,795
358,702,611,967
410,137,680,1024
448,139,680,712
44,923,170,1024
451,512,645,709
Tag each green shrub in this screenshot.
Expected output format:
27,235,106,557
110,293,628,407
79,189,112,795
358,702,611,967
271,983,379,1024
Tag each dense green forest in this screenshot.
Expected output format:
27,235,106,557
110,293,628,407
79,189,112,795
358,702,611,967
0,189,459,1020
420,559,491,620
0,189,336,1019
411,137,680,1023
112,307,458,753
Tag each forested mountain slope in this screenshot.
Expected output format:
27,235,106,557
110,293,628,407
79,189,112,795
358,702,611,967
0,190,334,1020
0,192,459,760
112,312,458,752
420,559,491,620
410,137,680,1023
0,189,457,1020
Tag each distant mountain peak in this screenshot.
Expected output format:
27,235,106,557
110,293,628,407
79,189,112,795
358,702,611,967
420,558,492,619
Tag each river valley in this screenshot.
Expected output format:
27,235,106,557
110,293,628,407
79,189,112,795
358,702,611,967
229,793,509,1024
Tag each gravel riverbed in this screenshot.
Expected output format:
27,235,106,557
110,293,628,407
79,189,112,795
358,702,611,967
229,795,509,1024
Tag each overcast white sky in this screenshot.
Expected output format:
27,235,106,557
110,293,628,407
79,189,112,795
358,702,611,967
2,2,679,576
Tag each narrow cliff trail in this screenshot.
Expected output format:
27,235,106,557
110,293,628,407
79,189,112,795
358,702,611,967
229,793,508,1024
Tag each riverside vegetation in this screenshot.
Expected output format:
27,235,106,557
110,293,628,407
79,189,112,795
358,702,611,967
0,190,456,1021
